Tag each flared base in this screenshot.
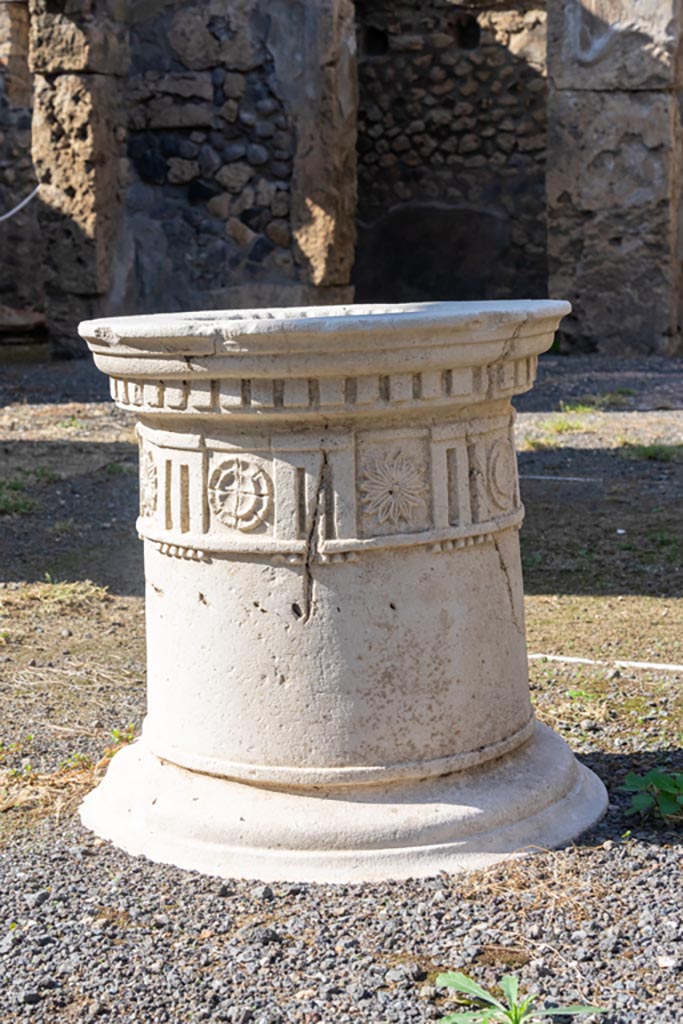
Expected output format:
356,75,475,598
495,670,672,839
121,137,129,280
80,723,607,883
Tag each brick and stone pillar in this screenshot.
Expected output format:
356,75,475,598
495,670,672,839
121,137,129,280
547,0,683,354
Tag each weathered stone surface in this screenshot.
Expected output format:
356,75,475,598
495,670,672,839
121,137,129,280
216,162,254,193
548,0,683,91
354,1,548,304
0,1,33,107
167,158,199,185
0,1,42,312
265,218,291,247
226,216,257,247
206,193,231,220
78,300,606,882
127,72,213,104
28,1,129,76
31,71,123,351
133,98,213,131
547,89,683,354
268,0,357,288
167,0,262,72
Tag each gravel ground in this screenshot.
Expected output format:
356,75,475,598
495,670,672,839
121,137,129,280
1,352,682,1024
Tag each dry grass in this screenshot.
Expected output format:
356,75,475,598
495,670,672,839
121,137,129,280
0,741,129,826
0,578,111,613
456,847,610,923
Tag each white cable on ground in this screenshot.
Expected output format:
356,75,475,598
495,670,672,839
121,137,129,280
0,184,40,224
529,652,683,674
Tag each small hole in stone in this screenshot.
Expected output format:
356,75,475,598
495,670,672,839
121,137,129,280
292,603,303,619
363,25,389,56
389,602,396,610
455,14,480,50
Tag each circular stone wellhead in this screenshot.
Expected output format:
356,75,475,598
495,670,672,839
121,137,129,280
78,301,607,883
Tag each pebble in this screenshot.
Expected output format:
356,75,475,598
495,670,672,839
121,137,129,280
251,883,274,901
24,890,50,909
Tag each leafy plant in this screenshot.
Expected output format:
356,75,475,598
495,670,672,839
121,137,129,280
58,751,93,771
111,723,136,745
436,972,605,1023
621,768,683,822
0,480,35,516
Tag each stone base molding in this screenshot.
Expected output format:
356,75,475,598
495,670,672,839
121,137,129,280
81,723,606,884
79,301,607,882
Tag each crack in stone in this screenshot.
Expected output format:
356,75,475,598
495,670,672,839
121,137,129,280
493,536,523,636
302,450,329,623
486,319,524,399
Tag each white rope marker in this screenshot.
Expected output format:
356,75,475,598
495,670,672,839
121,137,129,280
0,185,40,224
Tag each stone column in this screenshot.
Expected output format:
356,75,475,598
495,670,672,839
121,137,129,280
547,0,683,354
78,301,606,884
28,0,128,355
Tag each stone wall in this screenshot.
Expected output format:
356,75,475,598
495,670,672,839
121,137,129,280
547,0,683,355
123,3,300,312
354,0,547,304
0,0,41,312
7,0,683,356
26,0,356,354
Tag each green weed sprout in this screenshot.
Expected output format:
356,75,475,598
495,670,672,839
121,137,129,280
436,972,606,1023
622,769,683,822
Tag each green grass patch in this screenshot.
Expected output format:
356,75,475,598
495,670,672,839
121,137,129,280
619,442,683,463
559,389,634,413
0,480,35,516
539,415,589,435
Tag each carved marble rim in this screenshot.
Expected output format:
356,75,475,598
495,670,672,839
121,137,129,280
80,300,571,363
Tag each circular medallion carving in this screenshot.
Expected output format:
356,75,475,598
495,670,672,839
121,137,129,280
140,449,158,518
360,451,425,527
487,438,516,511
209,458,273,532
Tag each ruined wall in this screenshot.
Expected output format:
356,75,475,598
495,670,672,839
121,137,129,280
547,0,683,355
27,0,356,355
0,0,41,311
354,0,547,304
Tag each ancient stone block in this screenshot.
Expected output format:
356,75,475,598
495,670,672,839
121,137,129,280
138,98,214,130
267,0,357,287
28,3,129,76
216,162,254,193
547,0,683,90
167,158,200,185
226,217,258,247
547,89,683,353
127,72,213,104
31,72,123,297
167,0,263,72
265,219,291,247
0,1,33,107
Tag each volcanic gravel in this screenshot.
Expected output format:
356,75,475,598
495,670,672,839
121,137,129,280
1,353,682,1023
0,795,681,1023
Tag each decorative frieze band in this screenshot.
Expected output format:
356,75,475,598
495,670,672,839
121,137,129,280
135,413,522,562
110,355,538,417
